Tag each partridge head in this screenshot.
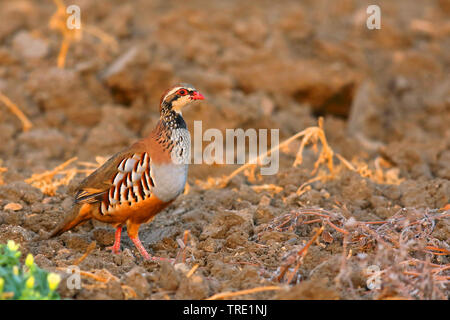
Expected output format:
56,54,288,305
50,84,204,261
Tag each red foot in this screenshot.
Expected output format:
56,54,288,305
106,226,122,254
129,236,174,263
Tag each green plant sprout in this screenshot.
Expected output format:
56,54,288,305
0,240,61,300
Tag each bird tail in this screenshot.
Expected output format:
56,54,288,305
48,203,93,238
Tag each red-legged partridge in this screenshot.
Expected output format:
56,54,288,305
50,84,204,261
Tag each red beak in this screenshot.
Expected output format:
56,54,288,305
191,91,205,100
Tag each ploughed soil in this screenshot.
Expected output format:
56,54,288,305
0,0,448,299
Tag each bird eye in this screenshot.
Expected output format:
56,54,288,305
178,89,188,96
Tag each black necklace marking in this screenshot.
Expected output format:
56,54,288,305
155,106,188,153
160,105,187,130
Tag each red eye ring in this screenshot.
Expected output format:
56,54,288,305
178,89,188,96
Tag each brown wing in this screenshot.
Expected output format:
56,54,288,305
74,142,154,212
49,142,157,238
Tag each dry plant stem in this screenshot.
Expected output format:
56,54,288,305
425,246,450,255
0,91,32,131
26,157,78,183
433,265,450,273
296,175,330,195
57,37,70,69
51,0,116,69
186,264,199,278
182,230,190,263
220,117,333,187
77,161,100,168
56,267,113,283
293,118,334,175
286,226,324,284
298,211,331,219
274,213,301,230
175,230,191,263
269,207,448,297
73,241,97,265
326,219,349,235
399,259,447,269
363,221,388,225
303,218,322,225
0,167,7,185
206,286,282,300
403,271,450,281
50,0,72,69
335,234,351,289
359,224,393,249
78,270,112,283
335,153,356,171
183,182,190,195
251,184,283,194
25,157,79,194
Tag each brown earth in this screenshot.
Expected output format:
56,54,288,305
0,0,449,300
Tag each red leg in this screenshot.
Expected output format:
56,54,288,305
129,236,174,263
106,226,122,254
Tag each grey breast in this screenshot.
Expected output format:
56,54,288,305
151,128,190,202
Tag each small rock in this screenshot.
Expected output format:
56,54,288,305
12,31,48,59
4,202,23,211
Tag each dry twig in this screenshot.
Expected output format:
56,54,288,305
0,91,32,132
0,166,7,185
73,241,97,265
25,157,78,195
49,0,117,68
206,286,282,300
197,118,335,189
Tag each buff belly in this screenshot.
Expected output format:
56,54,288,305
92,194,173,225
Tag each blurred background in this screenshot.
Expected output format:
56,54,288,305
0,0,448,181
